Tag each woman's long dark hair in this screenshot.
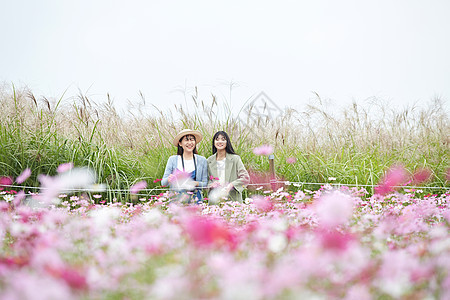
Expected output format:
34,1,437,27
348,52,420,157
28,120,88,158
177,134,198,155
212,131,236,155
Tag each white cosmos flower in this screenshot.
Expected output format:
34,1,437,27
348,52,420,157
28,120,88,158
208,185,231,205
38,167,97,205
244,198,252,204
3,194,14,202
268,234,288,253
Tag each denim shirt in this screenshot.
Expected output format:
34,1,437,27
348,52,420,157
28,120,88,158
161,154,208,189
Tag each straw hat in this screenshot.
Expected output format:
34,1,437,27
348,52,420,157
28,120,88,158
173,129,203,146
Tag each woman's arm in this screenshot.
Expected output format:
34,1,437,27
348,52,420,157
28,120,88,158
196,156,209,188
207,160,213,187
161,156,175,187
206,157,219,188
230,156,250,193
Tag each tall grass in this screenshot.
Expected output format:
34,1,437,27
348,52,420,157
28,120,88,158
0,83,448,199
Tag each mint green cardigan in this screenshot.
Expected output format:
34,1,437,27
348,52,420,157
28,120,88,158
207,153,250,203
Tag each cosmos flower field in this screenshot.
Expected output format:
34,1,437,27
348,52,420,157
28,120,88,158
1,166,449,300
1,87,449,299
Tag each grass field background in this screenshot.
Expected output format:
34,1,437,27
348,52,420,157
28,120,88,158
1,83,448,200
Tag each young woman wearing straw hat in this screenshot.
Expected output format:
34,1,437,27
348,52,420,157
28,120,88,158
207,131,249,203
161,129,208,203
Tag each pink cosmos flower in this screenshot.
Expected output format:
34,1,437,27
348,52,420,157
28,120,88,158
412,168,432,184
314,190,354,228
13,190,26,207
286,157,296,164
2,271,73,300
0,256,29,268
169,169,191,183
318,229,354,252
294,190,306,201
184,215,237,250
253,195,274,212
16,168,31,184
443,209,450,223
59,267,88,290
169,170,196,191
344,285,372,300
57,162,74,173
376,250,414,297
374,164,409,195
253,145,274,156
37,168,96,205
130,180,147,194
0,176,13,189
153,178,162,183
37,174,59,202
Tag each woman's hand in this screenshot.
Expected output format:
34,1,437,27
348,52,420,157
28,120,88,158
168,174,175,183
209,181,221,189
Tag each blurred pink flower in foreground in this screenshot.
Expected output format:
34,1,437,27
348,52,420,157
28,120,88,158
314,190,354,228
286,157,297,164
13,190,26,207
0,184,448,298
16,168,31,184
374,165,409,195
443,210,450,223
253,145,274,156
52,267,88,291
130,180,147,194
376,250,414,298
412,168,432,184
0,176,13,189
318,229,354,252
253,195,274,212
57,163,74,173
37,168,96,205
344,285,372,300
446,168,450,181
169,170,196,191
208,185,231,205
184,215,237,250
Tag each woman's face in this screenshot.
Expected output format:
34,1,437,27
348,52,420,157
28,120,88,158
179,135,196,153
214,134,227,151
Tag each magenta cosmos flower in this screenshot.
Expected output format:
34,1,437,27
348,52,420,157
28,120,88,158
253,145,274,156
16,168,31,184
130,180,147,194
286,157,297,164
374,164,409,195
57,163,74,173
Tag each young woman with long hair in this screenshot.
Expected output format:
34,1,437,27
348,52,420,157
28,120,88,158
207,131,249,203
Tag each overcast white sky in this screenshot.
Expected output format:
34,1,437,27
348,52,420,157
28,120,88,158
1,0,449,115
